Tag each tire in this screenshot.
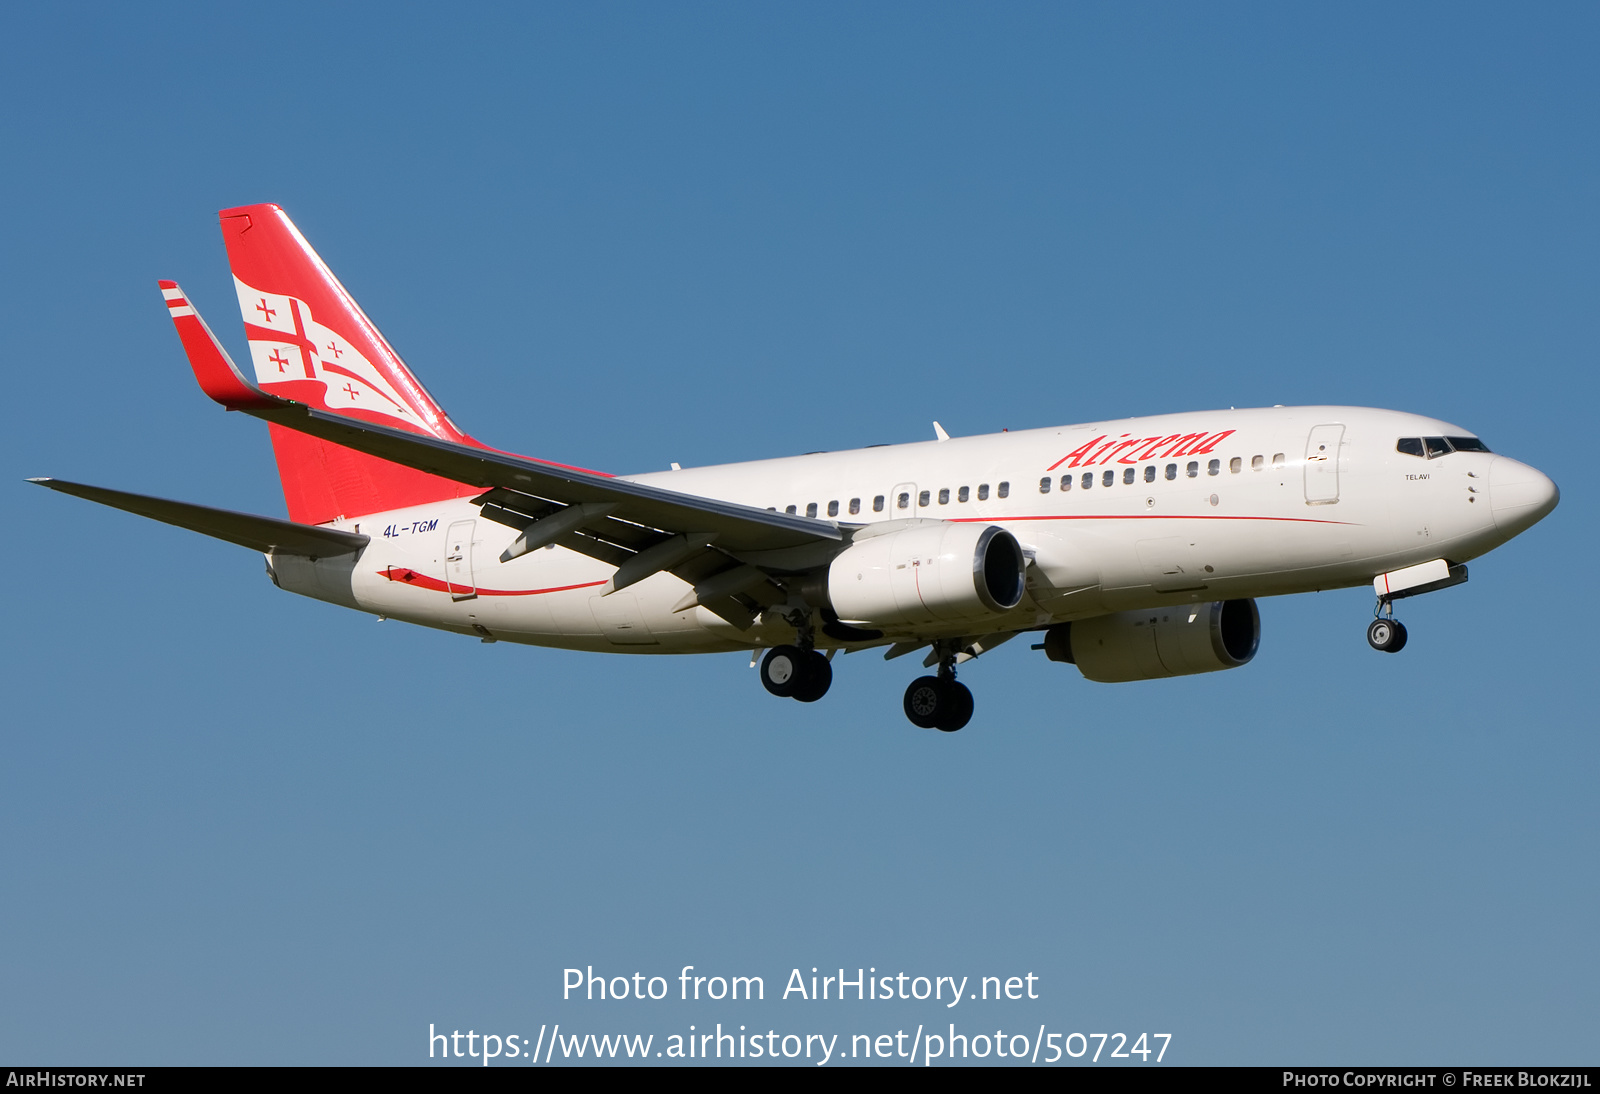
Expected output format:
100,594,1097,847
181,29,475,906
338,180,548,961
903,676,945,729
792,651,833,703
935,681,974,732
761,646,804,697
1366,618,1407,653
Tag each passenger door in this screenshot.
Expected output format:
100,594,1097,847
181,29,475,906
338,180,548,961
1304,425,1345,505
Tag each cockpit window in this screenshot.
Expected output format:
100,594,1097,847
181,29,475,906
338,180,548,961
1396,438,1425,457
1423,436,1452,458
1446,436,1491,453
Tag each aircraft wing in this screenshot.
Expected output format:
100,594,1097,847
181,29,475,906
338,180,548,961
248,400,838,554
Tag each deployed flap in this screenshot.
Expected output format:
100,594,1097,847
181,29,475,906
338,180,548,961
30,478,369,557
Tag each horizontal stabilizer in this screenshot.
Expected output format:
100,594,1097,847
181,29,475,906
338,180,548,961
29,478,370,557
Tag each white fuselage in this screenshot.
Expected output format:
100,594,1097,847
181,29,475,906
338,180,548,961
269,406,1553,653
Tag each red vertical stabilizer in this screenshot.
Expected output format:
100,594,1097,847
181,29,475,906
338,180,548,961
214,204,484,525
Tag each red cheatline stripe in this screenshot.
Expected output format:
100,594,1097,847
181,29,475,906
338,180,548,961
948,513,1356,525
381,568,606,597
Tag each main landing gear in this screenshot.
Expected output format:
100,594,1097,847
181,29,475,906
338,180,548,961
760,608,833,703
761,645,832,703
755,622,978,731
1367,600,1408,653
903,645,973,732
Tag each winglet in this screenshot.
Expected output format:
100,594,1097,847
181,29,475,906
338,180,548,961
159,280,282,410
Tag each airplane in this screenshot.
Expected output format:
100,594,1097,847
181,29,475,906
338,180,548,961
32,204,1560,731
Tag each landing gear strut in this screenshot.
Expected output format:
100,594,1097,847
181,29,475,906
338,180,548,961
1367,600,1408,653
903,644,974,731
760,607,833,703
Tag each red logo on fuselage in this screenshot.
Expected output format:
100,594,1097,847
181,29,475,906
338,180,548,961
1046,429,1237,471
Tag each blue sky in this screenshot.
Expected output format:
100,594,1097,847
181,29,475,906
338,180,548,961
2,3,1595,1065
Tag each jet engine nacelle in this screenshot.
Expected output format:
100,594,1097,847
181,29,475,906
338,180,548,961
825,520,1027,627
1043,599,1260,682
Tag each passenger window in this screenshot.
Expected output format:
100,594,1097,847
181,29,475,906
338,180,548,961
785,505,797,515
977,484,989,501
1144,465,1155,482
806,502,818,518
827,500,839,517
1186,461,1199,478
1123,467,1135,484
873,495,885,512
1208,459,1220,476
1039,477,1052,494
1229,457,1242,473
1060,475,1072,492
849,498,861,515
938,488,950,505
1272,453,1285,467
919,490,930,507
897,493,909,510
1424,436,1452,458
1165,463,1177,480
958,486,969,502
1082,472,1093,490
1251,454,1264,470
1447,436,1491,453
1102,469,1114,487
997,482,1010,498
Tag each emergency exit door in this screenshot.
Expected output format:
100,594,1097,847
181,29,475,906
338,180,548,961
891,482,918,517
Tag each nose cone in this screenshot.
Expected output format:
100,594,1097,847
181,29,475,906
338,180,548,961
1489,457,1559,535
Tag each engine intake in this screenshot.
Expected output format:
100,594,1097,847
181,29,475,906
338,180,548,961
825,521,1026,627
1044,599,1260,682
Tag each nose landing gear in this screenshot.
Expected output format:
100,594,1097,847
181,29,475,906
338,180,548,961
1367,602,1408,653
1364,561,1469,654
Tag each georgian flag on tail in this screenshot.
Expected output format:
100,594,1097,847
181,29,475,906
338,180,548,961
233,276,426,428
217,203,473,444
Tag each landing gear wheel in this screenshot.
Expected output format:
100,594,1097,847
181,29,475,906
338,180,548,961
761,646,804,697
791,651,832,703
904,676,943,729
936,682,973,732
903,677,974,731
1367,618,1408,653
762,646,833,701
